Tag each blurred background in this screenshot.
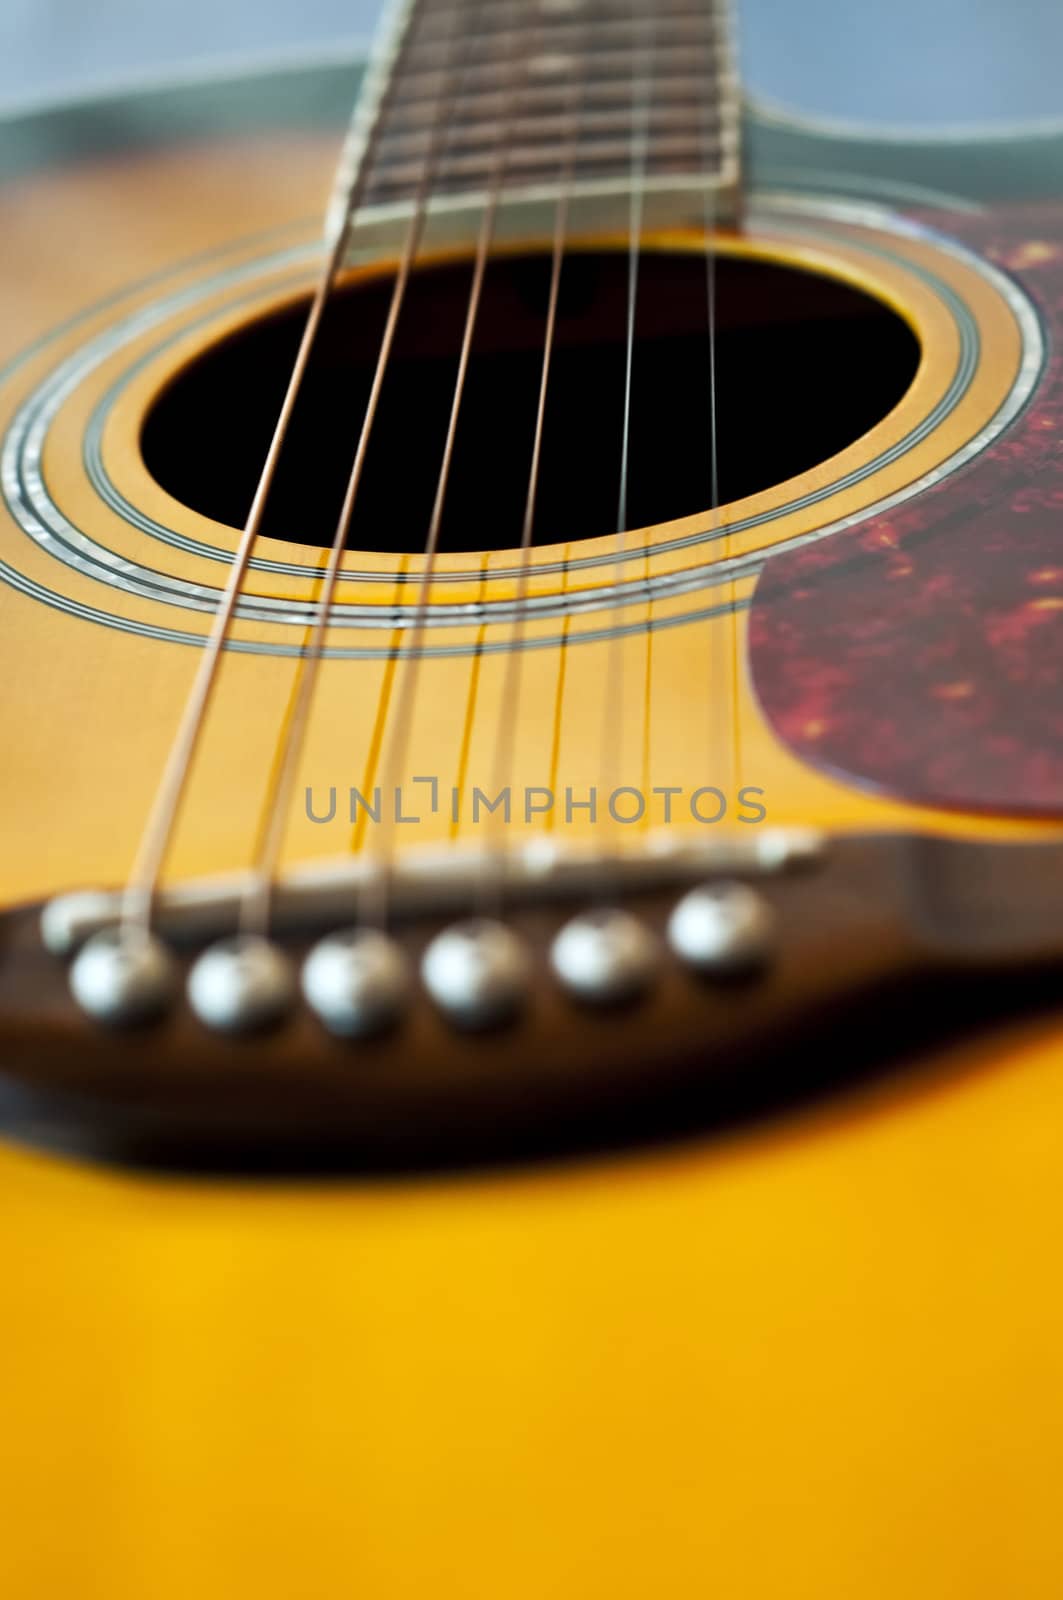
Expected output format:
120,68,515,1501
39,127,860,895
3,0,1063,128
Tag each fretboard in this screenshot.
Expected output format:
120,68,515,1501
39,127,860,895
330,0,741,236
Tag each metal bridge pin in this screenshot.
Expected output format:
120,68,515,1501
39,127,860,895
302,928,409,1038
668,881,775,976
187,934,295,1034
755,827,827,873
421,919,529,1030
69,925,177,1027
550,907,659,1006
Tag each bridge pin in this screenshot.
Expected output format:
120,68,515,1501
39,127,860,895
69,925,176,1027
302,928,409,1038
667,882,775,976
755,827,827,873
550,907,658,1006
187,935,295,1034
421,919,529,1030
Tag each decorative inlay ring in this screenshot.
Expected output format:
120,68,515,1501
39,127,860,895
0,192,1043,657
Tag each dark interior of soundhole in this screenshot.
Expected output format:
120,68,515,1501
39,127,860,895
141,250,920,555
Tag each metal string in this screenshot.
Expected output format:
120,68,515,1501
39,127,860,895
362,23,538,931
237,4,475,938
702,10,734,810
124,0,733,940
116,0,426,934
724,17,743,818
479,48,588,902
596,0,658,868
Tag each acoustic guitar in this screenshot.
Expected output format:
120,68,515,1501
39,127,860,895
3,0,1063,1593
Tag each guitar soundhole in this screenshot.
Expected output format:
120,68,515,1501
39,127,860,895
141,249,919,555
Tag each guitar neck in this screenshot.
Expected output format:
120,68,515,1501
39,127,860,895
330,0,742,237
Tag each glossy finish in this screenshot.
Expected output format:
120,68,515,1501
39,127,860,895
301,926,409,1036
751,209,1063,817
549,905,660,1004
2,47,1063,1600
186,936,296,1033
421,918,529,1029
667,879,775,974
68,925,177,1025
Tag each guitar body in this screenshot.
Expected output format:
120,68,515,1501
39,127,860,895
3,52,1063,1597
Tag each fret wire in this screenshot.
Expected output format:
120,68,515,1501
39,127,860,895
375,74,721,125
363,164,724,208
364,17,729,205
388,41,721,98
414,0,727,46
366,132,722,189
412,19,723,62
376,80,725,144
374,102,721,159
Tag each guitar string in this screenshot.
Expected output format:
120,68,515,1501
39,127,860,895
703,9,726,814
124,0,727,941
596,0,658,884
723,15,739,825
115,0,429,934
361,17,540,932
238,2,476,939
716,5,742,817
478,42,588,908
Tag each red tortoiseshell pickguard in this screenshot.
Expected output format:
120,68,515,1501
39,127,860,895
749,208,1063,817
